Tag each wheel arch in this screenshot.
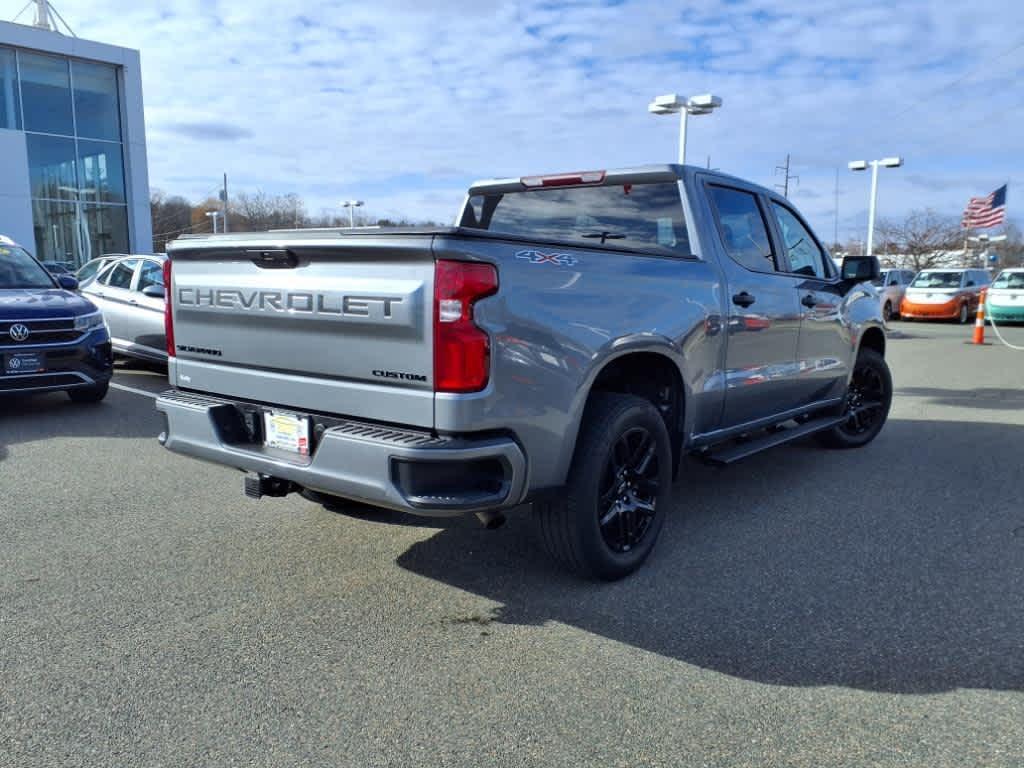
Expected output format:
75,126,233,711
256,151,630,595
858,325,886,358
555,338,691,485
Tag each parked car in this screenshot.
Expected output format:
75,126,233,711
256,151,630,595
0,235,112,401
41,261,76,276
872,268,916,321
900,268,990,323
985,268,1024,323
81,253,168,363
156,165,890,580
76,255,119,286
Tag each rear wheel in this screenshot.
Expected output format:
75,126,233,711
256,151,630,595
883,301,893,322
958,303,970,324
532,393,672,580
817,349,892,449
67,383,109,403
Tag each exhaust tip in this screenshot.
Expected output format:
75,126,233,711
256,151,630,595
475,510,506,530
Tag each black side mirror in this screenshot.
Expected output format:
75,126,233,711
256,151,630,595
841,255,881,282
58,274,79,291
142,284,165,298
965,280,975,287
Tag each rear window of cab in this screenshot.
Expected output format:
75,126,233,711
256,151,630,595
460,182,691,257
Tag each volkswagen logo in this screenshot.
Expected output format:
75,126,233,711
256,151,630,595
8,323,30,342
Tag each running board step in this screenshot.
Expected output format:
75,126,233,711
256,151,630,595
702,415,845,466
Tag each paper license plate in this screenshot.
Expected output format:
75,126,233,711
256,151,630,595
263,411,311,456
4,352,45,375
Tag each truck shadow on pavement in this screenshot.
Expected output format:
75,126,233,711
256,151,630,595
396,418,1024,694
0,390,161,463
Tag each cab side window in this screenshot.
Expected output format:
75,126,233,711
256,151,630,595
770,202,828,279
707,186,777,273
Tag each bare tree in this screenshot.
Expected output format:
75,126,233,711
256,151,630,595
150,190,196,251
232,191,309,231
875,209,963,271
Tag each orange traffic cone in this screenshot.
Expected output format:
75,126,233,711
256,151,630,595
972,288,987,345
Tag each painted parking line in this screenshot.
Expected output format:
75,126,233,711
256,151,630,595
110,382,160,399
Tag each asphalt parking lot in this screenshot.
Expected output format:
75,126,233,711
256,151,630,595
2,322,1023,767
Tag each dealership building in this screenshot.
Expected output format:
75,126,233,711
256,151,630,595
0,19,151,266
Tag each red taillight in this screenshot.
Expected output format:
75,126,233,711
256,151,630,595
163,258,175,358
434,260,498,393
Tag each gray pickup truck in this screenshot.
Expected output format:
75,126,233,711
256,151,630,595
156,165,891,579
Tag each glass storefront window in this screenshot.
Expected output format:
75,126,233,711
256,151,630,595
77,140,125,204
82,204,129,260
72,60,121,141
14,49,131,266
26,133,77,200
0,47,21,130
31,199,77,262
19,52,73,135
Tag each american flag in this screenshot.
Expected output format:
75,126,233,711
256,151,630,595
961,184,1007,229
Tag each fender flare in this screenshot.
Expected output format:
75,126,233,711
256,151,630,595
551,334,693,485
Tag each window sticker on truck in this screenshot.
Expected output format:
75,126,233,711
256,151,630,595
514,250,579,267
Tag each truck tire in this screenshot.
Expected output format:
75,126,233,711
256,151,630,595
67,383,109,403
532,393,672,580
816,349,892,449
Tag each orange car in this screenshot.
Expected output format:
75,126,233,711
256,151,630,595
900,268,990,323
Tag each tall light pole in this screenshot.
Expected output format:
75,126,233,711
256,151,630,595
648,93,723,165
205,210,221,233
848,157,902,255
341,200,364,228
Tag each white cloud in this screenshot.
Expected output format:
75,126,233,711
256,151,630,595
33,0,1024,237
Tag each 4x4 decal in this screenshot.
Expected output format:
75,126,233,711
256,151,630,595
515,249,579,267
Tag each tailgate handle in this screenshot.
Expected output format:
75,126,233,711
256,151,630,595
247,249,298,269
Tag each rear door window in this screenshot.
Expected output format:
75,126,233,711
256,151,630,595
137,260,164,292
706,185,777,273
101,258,139,289
461,182,691,256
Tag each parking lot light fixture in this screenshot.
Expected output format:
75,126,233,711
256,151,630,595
342,200,364,228
648,92,723,165
205,210,221,233
848,156,903,255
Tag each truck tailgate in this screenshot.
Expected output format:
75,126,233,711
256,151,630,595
167,235,435,428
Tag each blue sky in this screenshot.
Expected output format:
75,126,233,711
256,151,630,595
24,0,1024,239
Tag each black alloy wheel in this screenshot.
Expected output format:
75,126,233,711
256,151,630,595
817,348,892,449
532,393,672,580
597,426,660,553
839,361,886,437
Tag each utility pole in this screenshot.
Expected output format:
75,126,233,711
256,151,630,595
220,173,229,233
774,154,799,197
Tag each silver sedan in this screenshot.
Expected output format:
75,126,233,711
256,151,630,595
80,253,168,362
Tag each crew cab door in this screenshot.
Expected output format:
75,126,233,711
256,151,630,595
702,181,804,428
766,198,849,405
